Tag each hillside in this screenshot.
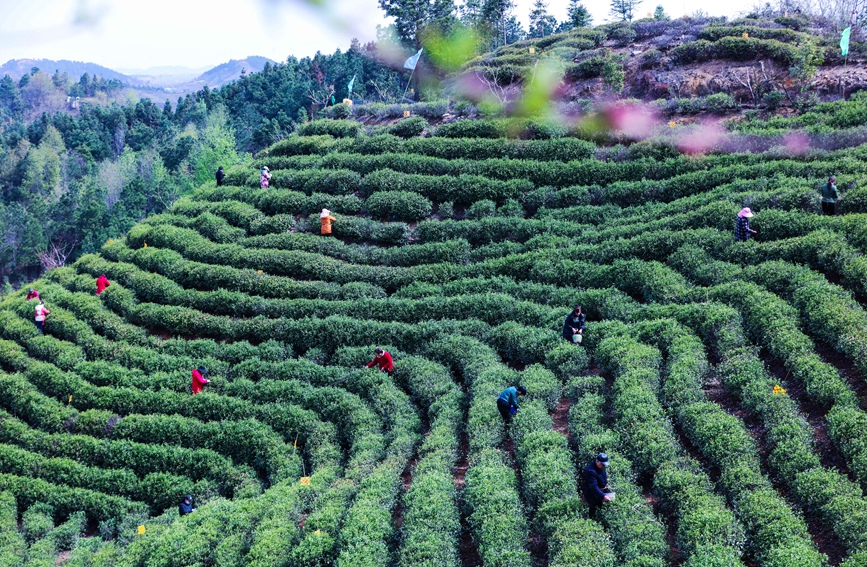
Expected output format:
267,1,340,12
192,56,276,87
0,58,135,84
5,13,867,567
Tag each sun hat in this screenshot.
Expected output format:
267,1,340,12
262,166,269,171
596,452,610,467
320,208,331,218
737,207,754,218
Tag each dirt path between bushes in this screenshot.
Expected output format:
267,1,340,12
454,427,482,567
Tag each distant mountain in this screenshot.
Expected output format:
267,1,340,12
0,58,138,85
193,56,276,87
1,56,278,92
115,65,212,77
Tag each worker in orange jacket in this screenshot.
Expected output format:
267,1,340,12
320,208,336,235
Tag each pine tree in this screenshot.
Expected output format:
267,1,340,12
481,0,516,47
461,0,484,26
610,0,642,21
528,0,558,38
377,0,457,47
653,4,669,19
567,0,593,27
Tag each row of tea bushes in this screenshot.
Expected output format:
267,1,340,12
594,330,746,564
633,319,825,566
568,387,668,567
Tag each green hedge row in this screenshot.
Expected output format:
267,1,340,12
428,335,531,567
568,389,668,567
0,335,339,467
267,132,597,162
195,186,363,217
716,350,867,556
594,331,746,563
634,319,825,566
0,443,215,515
0,473,147,525
669,36,802,65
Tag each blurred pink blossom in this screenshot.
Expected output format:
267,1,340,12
604,103,657,140
782,131,811,155
676,123,726,154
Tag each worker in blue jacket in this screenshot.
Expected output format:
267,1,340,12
497,385,526,424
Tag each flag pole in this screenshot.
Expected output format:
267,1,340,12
402,65,417,102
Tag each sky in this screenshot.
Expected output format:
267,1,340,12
0,0,762,71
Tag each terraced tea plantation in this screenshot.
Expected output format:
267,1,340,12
4,106,867,567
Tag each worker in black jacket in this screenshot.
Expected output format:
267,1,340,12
215,166,225,186
563,305,586,344
583,453,611,518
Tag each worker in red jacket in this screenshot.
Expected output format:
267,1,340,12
366,348,394,376
26,289,40,301
191,366,210,394
95,274,111,295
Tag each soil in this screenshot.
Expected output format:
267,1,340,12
453,428,482,567
392,452,419,531
550,396,571,439
55,551,72,566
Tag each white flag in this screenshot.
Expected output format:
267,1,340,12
404,48,423,70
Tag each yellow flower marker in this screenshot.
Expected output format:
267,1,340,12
773,384,787,395
742,32,749,38
403,110,411,117
300,476,311,486
107,239,114,244
529,46,535,54
144,243,148,248
257,270,263,274
68,395,72,403
137,525,146,535
315,529,322,537
669,121,677,127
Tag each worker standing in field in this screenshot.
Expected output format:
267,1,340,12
320,208,336,236
496,385,527,424
734,208,757,242
96,274,111,295
260,166,271,189
216,166,225,186
178,495,195,516
191,366,210,394
821,176,839,216
583,452,612,519
563,305,586,344
25,288,40,301
34,300,50,333
366,347,394,376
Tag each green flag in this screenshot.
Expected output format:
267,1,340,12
841,27,851,57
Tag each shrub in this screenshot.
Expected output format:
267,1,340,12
297,119,361,138
466,200,497,219
365,191,433,222
387,117,428,139
434,120,502,139
705,92,735,113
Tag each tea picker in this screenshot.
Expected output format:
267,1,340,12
496,385,527,424
191,366,210,395
365,347,394,376
583,452,614,519
178,495,195,516
563,305,585,344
